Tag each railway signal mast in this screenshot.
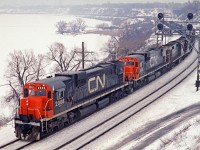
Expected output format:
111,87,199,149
155,12,200,91
195,31,200,91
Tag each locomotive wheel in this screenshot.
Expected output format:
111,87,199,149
15,126,22,139
109,93,117,102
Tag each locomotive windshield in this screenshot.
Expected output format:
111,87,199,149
29,89,35,96
24,88,46,97
36,90,46,96
126,61,134,66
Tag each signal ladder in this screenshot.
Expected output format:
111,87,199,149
196,31,200,91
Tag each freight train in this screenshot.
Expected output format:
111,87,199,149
14,35,194,140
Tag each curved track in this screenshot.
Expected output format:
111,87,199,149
56,50,197,150
1,48,197,150
111,103,200,149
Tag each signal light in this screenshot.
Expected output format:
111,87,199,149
187,24,193,31
157,23,164,30
158,13,164,20
187,13,193,20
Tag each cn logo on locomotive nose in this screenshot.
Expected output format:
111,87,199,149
88,74,106,93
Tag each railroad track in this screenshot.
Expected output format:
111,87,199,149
0,139,20,149
127,106,200,150
0,139,35,150
1,49,197,149
53,52,197,150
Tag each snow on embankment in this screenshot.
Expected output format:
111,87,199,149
0,14,111,125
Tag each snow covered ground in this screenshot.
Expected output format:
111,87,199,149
0,13,111,126
0,14,110,84
79,49,200,150
0,11,199,149
0,16,110,96
0,50,199,150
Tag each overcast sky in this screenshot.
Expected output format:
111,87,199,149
0,0,189,7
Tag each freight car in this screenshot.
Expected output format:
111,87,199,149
14,36,192,141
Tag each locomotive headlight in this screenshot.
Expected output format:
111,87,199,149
26,103,29,106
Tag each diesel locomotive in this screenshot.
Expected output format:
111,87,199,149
14,36,193,140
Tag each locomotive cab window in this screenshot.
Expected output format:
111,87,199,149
47,91,51,98
24,88,28,97
127,61,134,66
135,62,138,67
36,90,46,96
29,89,35,96
140,62,143,67
57,90,64,99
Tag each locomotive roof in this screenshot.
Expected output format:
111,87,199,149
56,70,85,76
128,54,145,61
35,76,71,90
82,66,104,74
96,61,115,68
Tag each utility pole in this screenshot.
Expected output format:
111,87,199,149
75,42,94,69
82,42,85,69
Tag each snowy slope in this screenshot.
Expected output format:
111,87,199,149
0,14,111,125
0,14,110,92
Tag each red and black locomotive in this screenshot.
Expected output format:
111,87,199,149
14,36,193,140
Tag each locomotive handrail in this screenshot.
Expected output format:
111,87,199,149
44,99,53,132
44,99,53,118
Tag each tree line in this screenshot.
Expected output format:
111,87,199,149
3,42,94,102
56,18,86,34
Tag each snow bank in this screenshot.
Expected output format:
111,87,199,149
0,14,111,96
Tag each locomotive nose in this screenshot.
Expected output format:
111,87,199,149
19,97,44,121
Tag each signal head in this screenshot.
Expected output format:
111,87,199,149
187,13,193,20
187,24,193,31
158,13,164,20
157,23,164,30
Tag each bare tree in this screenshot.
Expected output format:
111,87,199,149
34,54,46,81
102,36,120,60
76,18,86,31
55,20,67,34
46,42,79,72
56,18,86,34
68,18,86,33
4,50,46,100
69,20,79,33
96,23,109,30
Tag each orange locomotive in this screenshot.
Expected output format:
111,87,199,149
19,83,54,120
118,56,140,80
